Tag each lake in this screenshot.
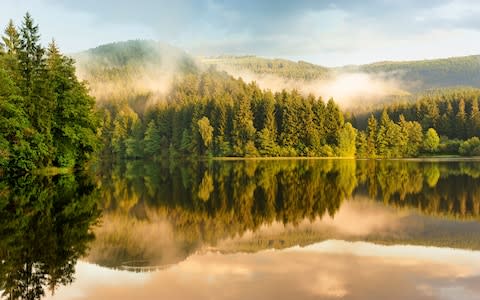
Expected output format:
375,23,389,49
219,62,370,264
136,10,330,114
2,159,480,299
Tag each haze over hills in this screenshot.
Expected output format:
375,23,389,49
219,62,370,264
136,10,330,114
73,40,199,102
73,40,480,110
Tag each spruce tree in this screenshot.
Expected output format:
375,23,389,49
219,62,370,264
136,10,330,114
2,20,20,54
366,115,377,158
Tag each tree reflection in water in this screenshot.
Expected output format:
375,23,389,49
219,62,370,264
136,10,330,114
0,172,100,300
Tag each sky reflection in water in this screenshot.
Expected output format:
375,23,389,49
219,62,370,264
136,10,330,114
49,240,480,300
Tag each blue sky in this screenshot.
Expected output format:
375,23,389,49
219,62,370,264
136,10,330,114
2,0,480,66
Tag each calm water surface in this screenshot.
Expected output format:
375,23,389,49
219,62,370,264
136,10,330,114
2,159,480,299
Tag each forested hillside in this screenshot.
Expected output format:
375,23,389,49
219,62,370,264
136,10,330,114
73,40,480,160
202,55,331,80
203,54,480,93
99,69,355,158
353,55,480,91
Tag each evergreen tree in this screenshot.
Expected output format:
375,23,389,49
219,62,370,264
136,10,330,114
46,40,98,166
325,98,344,146
469,98,480,137
232,93,257,156
366,115,377,158
456,98,466,139
143,120,161,157
2,20,20,54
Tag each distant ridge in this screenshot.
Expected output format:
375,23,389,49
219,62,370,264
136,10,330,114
73,40,480,97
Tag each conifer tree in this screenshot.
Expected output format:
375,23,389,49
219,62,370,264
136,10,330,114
2,20,20,54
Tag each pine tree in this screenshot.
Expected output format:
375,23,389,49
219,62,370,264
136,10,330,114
469,98,480,137
46,40,98,166
325,98,344,146
2,20,20,54
366,114,377,158
376,110,391,157
232,93,257,156
144,120,161,157
19,12,44,93
456,98,467,139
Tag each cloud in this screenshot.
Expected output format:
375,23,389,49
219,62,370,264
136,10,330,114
3,1,480,65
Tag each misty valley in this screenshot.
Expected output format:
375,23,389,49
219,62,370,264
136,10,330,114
3,9,480,300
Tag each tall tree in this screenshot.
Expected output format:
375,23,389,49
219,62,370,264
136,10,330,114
19,12,44,93
46,40,98,166
2,20,20,54
469,98,480,137
232,93,257,156
325,98,344,146
456,98,466,139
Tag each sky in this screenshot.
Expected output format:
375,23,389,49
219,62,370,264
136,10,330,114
2,0,480,66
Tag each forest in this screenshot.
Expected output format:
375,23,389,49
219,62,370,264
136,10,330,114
0,13,99,173
2,14,480,174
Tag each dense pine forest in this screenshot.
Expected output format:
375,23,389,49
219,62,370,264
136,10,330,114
2,14,480,174
0,13,99,173
99,70,355,158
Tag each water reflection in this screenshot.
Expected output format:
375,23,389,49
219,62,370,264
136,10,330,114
0,173,100,299
49,241,480,300
90,159,480,268
4,159,480,299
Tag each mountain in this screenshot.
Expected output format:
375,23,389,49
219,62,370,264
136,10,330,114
72,40,480,109
346,55,480,92
73,39,198,72
201,55,331,81
202,54,480,93
72,40,199,102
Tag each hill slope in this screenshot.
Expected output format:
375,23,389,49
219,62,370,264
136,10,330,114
73,40,480,110
201,55,331,80
202,54,480,93
73,40,199,102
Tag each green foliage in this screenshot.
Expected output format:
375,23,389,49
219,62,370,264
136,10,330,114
423,128,440,153
97,67,348,158
0,15,100,173
337,122,357,157
358,88,480,141
143,120,161,157
459,137,480,156
197,116,213,149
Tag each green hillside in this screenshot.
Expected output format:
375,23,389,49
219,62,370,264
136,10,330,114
74,39,198,72
202,54,480,92
74,40,480,96
73,40,199,102
350,55,480,91
201,55,332,80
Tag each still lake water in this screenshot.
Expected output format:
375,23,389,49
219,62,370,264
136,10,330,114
2,159,480,299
